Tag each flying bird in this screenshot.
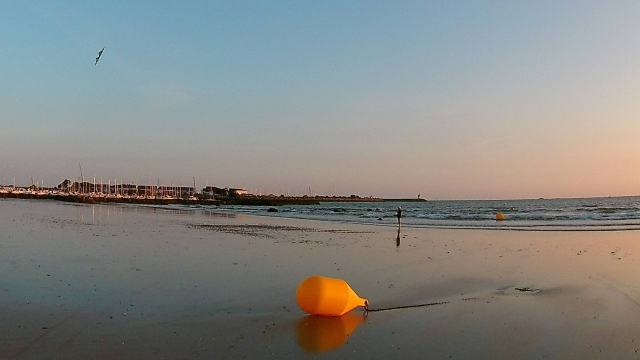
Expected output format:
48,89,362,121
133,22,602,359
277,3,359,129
95,47,104,65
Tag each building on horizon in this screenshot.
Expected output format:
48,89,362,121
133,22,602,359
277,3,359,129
202,186,249,198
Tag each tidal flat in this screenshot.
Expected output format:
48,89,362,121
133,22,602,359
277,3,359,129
2,198,640,359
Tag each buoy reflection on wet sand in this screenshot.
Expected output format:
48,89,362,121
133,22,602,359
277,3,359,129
296,313,367,352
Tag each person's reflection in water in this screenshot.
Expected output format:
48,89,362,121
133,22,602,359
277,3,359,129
396,228,401,247
296,313,367,353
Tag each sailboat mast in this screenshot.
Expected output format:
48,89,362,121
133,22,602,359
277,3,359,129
78,163,83,193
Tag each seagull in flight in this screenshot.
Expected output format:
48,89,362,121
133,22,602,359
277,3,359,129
95,47,105,65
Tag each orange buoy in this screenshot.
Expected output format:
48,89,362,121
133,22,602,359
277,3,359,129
296,313,366,352
296,276,368,316
496,213,505,220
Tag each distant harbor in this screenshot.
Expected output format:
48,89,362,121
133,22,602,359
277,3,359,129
0,179,393,206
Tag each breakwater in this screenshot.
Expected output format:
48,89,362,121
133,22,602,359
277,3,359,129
382,198,428,202
0,192,326,206
0,190,399,206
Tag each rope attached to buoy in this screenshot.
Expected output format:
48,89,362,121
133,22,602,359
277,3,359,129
364,300,450,312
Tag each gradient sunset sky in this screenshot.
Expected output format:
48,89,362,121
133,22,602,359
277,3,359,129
2,1,639,199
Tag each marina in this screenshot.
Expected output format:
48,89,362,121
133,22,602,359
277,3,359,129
0,179,385,206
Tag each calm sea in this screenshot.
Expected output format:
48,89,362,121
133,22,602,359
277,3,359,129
200,196,640,231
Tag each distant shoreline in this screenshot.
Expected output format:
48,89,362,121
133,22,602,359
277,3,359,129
0,191,391,206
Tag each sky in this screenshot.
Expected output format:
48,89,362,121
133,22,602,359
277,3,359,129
1,1,640,199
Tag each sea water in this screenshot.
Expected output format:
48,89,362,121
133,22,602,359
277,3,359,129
201,196,640,231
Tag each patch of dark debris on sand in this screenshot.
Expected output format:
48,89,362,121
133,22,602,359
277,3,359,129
498,285,573,297
187,224,302,239
187,223,372,240
41,217,97,229
515,287,541,293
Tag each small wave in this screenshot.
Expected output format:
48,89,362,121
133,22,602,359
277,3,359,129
198,196,640,231
578,206,639,214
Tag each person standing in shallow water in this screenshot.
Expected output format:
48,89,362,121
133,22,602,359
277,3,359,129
396,207,402,246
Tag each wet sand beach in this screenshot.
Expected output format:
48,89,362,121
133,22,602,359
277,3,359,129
2,198,640,359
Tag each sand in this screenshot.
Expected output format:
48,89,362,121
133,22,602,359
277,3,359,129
1,198,640,359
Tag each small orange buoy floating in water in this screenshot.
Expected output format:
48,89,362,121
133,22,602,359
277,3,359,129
297,276,368,316
496,213,505,220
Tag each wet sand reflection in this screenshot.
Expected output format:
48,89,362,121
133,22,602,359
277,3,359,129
296,313,367,352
